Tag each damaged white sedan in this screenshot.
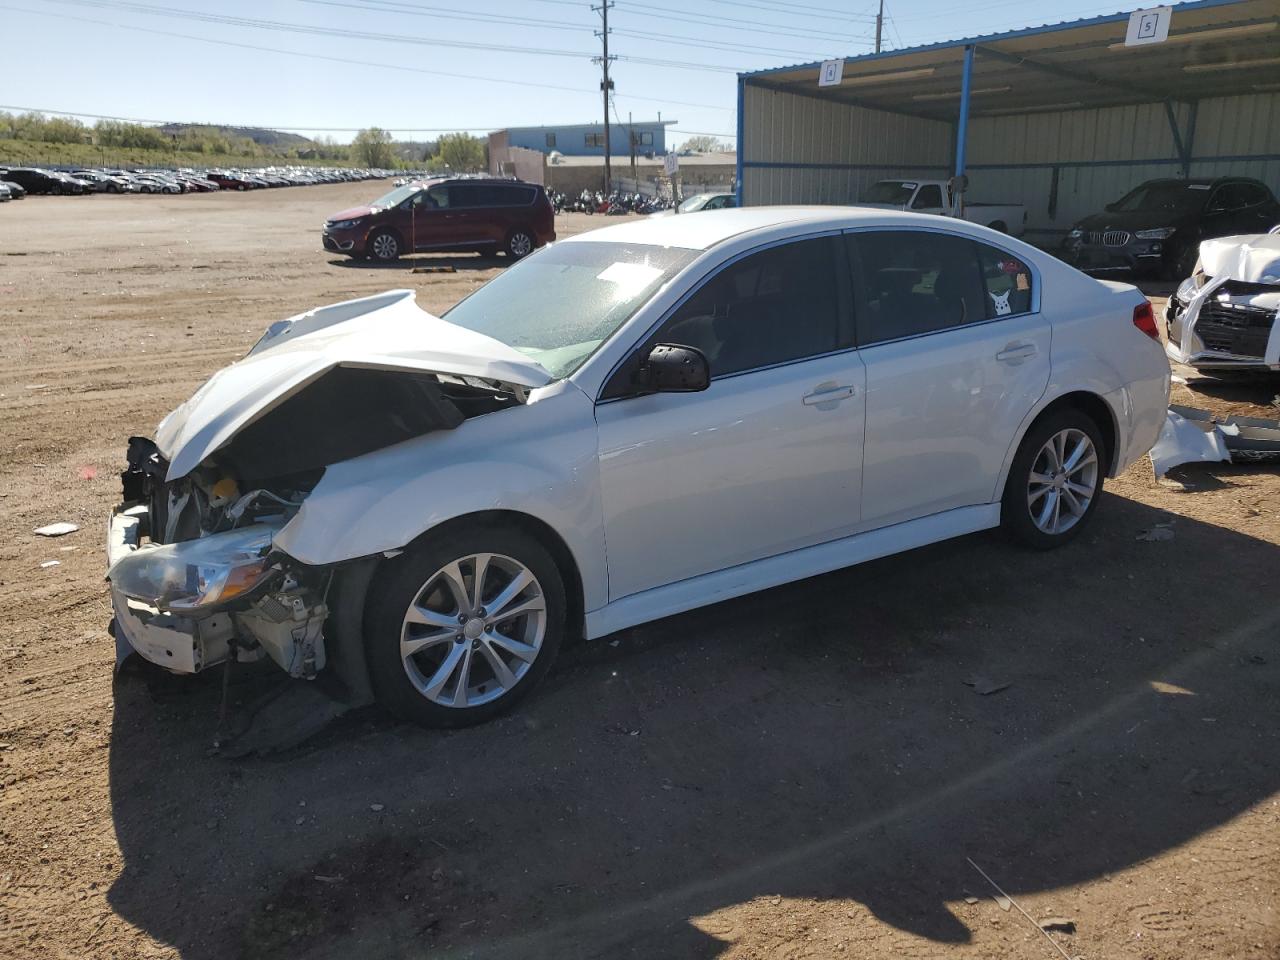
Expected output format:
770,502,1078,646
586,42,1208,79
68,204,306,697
1165,228,1280,372
108,208,1170,727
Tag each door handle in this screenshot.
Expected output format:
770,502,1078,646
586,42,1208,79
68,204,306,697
995,342,1037,364
802,384,856,406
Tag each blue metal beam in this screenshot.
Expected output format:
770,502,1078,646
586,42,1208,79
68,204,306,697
735,76,745,207
955,44,975,189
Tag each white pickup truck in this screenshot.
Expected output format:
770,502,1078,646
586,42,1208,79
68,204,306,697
857,179,1027,237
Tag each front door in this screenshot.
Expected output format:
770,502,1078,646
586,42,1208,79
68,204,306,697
411,184,452,250
595,235,866,601
848,229,1051,530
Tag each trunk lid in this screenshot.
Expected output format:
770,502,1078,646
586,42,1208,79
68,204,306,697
156,290,552,480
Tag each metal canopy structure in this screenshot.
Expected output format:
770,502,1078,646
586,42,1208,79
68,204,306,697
735,0,1280,234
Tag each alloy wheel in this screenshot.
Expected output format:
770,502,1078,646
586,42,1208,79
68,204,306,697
509,232,533,256
372,233,398,260
1026,428,1098,535
399,553,546,708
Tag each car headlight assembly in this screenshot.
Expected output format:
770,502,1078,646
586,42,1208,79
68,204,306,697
1176,262,1211,300
1068,228,1083,239
1135,227,1175,240
108,524,279,613
328,218,363,230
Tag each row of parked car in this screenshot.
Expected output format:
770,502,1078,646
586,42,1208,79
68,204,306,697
0,165,392,200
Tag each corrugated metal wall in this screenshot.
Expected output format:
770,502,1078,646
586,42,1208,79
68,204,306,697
741,84,952,206
743,86,1280,240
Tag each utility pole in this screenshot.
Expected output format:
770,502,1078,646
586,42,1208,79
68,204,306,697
875,0,884,53
593,1,615,193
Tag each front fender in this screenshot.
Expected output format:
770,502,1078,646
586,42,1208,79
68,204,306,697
272,381,608,611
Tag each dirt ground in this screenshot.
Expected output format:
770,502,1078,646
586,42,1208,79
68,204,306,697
1,183,1277,960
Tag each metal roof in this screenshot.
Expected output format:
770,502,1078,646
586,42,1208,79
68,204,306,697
741,0,1280,122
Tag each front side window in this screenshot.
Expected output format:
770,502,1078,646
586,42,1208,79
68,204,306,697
442,242,695,379
977,244,1033,317
650,237,842,378
912,184,943,209
850,231,987,344
425,185,450,209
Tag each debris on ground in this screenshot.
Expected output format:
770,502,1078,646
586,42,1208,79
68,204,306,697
963,677,1012,696
1038,917,1076,933
412,265,456,274
1136,523,1175,542
370,803,385,812
34,522,79,537
966,858,1075,960
40,560,61,569
1151,405,1280,476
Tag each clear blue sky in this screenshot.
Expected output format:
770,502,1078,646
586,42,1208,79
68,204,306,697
0,0,1149,146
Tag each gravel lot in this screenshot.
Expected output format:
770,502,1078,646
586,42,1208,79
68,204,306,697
1,183,1277,960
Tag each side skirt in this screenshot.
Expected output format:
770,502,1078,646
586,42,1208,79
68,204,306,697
584,503,1001,640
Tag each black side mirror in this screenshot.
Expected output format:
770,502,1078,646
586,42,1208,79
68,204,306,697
634,343,709,393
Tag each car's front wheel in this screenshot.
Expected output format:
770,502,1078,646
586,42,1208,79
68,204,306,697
368,229,401,263
365,525,565,727
1001,410,1105,549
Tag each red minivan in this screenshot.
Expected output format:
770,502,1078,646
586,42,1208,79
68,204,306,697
323,177,556,262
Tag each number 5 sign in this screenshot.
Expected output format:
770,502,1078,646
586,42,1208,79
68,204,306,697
1125,7,1171,46
818,59,844,87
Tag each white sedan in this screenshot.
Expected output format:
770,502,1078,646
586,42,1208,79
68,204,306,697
107,208,1170,727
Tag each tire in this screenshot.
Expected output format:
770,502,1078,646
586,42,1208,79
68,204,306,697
1001,409,1106,550
364,524,566,728
505,228,535,259
367,229,402,263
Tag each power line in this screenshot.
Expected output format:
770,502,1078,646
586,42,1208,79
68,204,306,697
0,106,533,133
701,0,877,25
0,4,734,111
293,0,590,34
616,0,873,44
613,28,835,60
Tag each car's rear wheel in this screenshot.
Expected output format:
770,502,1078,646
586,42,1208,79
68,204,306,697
505,228,535,259
365,525,565,727
368,229,401,263
1002,410,1105,549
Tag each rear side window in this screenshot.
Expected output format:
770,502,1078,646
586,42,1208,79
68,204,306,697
849,231,987,345
656,237,841,377
977,244,1033,317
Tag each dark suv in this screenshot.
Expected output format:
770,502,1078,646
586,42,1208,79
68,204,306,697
323,178,556,262
1062,177,1280,279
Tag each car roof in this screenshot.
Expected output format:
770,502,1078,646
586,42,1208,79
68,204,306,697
559,205,1008,251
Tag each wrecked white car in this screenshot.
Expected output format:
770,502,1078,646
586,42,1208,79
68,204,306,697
1165,228,1280,371
108,208,1169,727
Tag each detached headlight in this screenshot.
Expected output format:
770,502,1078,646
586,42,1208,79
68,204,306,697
108,524,278,612
1135,227,1174,240
328,218,363,230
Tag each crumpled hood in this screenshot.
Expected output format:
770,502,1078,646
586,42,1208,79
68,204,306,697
156,289,552,480
1199,233,1280,283
326,204,373,222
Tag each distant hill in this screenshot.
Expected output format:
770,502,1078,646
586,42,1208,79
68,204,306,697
157,123,315,148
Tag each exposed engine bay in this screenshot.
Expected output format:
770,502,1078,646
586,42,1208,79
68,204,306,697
106,289,549,684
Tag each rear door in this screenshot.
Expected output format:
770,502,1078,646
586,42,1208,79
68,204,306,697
849,229,1050,530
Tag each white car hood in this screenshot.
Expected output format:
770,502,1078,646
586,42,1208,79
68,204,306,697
156,289,552,480
1198,233,1280,283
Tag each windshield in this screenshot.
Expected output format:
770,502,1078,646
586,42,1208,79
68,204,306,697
443,241,696,378
678,194,710,212
1112,182,1208,214
371,183,422,208
861,181,916,205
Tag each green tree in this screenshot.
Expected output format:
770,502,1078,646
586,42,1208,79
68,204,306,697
435,132,485,172
352,127,395,168
678,135,732,154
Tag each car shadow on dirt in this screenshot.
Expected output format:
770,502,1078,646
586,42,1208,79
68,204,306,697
105,492,1280,959
326,254,506,272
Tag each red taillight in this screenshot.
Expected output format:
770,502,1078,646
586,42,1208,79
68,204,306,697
1132,301,1159,340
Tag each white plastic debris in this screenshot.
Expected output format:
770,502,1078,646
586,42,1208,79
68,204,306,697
40,560,61,569
1149,410,1229,477
34,522,79,537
